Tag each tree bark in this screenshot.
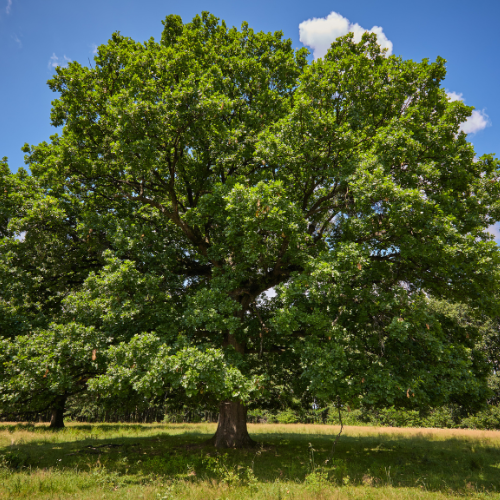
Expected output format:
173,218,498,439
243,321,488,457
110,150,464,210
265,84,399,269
209,401,256,448
49,395,67,429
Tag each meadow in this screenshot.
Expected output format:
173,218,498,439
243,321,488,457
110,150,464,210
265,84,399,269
1,422,499,499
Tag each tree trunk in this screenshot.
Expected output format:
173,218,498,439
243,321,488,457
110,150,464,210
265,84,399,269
209,401,256,448
49,395,66,429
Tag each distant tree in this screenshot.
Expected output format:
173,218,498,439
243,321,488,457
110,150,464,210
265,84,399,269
4,12,499,444
424,297,500,409
0,253,172,427
0,159,108,426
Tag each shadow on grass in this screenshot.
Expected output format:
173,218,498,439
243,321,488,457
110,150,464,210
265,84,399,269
1,424,500,493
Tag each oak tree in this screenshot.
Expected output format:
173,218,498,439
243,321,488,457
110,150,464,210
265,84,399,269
8,12,500,444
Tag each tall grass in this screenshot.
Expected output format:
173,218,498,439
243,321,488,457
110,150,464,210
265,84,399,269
1,422,499,499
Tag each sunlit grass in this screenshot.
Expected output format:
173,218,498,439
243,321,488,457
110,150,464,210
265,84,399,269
1,422,499,499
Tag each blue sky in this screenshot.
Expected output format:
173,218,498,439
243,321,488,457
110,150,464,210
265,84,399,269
1,0,499,239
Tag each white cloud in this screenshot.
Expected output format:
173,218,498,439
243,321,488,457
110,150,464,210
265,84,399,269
12,34,22,48
446,91,463,103
48,53,59,69
48,53,57,68
299,11,393,60
6,0,12,14
461,110,489,134
48,53,72,70
91,44,98,54
446,91,490,135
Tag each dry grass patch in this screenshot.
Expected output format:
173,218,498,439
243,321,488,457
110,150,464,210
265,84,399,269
249,422,500,440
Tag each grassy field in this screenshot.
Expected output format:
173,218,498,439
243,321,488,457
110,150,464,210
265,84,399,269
0,422,499,499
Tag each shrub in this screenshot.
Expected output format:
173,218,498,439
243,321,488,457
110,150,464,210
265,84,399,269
276,409,299,424
460,406,500,430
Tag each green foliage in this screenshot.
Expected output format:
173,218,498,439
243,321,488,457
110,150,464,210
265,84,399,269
2,11,500,425
275,409,299,424
247,409,278,423
460,405,500,430
304,469,330,490
87,334,259,401
0,159,108,333
248,404,500,430
338,404,500,430
0,450,31,471
203,453,257,487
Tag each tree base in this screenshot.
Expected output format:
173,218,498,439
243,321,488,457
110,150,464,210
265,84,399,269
49,396,66,429
208,401,256,448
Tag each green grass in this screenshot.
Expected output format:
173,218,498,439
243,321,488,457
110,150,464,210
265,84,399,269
1,422,499,499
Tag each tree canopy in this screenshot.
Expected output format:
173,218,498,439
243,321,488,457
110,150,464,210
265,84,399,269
1,12,499,445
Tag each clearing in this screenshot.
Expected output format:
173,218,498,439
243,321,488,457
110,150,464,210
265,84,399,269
1,422,499,499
